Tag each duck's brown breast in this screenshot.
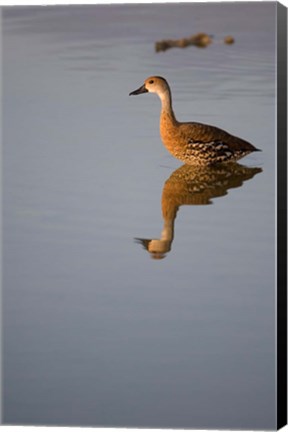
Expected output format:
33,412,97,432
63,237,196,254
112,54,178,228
160,111,187,157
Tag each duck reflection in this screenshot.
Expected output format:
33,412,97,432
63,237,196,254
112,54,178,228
135,163,262,259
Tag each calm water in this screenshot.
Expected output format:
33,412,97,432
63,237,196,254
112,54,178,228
2,3,277,430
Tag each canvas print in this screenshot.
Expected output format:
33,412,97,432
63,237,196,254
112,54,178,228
1,1,287,430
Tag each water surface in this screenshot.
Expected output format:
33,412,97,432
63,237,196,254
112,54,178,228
2,3,276,430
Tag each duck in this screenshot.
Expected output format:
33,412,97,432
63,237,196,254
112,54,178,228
129,76,260,166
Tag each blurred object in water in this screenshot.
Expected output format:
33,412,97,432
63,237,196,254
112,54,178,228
189,32,213,48
155,32,235,52
224,35,235,44
155,32,213,52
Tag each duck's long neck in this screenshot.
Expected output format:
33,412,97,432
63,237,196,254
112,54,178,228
159,87,178,125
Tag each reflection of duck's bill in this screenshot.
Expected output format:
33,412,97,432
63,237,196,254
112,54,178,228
135,238,151,250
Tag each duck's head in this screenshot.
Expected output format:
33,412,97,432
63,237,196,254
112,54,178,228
129,76,170,97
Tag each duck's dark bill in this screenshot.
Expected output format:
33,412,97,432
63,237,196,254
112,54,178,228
129,84,148,96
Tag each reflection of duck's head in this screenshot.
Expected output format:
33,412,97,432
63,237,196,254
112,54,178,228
135,238,172,260
135,163,262,259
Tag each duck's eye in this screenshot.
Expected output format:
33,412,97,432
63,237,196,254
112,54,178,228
149,80,154,84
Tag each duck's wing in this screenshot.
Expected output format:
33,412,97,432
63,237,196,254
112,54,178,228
180,122,259,152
